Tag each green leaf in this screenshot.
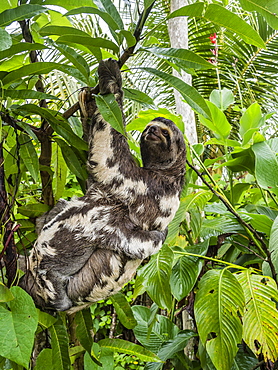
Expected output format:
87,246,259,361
55,139,88,181
37,309,57,330
240,0,278,29
43,0,93,9
57,35,119,53
123,87,155,107
0,287,38,368
49,315,71,370
18,133,39,182
99,338,163,363
118,30,136,47
0,283,14,303
199,101,231,140
166,191,212,245
75,309,93,354
157,330,197,361
132,305,179,353
94,0,124,30
170,255,202,301
65,7,120,33
195,269,245,370
140,244,174,310
168,2,205,19
75,309,102,366
209,88,235,111
0,42,47,61
1,61,67,86
204,4,265,48
240,103,263,145
95,94,125,136
54,43,90,81
239,212,273,236
52,142,68,202
142,67,211,119
0,28,12,51
15,104,88,151
17,203,50,218
34,348,53,370
0,88,59,101
110,292,137,329
262,216,278,278
143,47,214,70
0,4,46,27
236,270,278,363
252,140,278,195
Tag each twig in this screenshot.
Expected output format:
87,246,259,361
186,159,278,284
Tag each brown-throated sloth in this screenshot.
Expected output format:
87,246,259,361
20,59,186,313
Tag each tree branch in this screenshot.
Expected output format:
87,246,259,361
186,159,278,284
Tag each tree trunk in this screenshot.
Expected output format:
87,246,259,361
168,0,197,361
168,0,198,144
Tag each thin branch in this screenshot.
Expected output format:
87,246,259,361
186,159,278,284
62,1,157,119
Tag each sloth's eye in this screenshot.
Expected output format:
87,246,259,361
162,129,169,137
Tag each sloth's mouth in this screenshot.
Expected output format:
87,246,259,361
145,132,162,142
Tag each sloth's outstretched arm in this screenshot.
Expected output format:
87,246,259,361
83,59,143,199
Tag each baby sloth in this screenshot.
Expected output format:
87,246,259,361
21,59,186,313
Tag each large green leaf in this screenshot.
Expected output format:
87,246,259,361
0,28,12,51
43,0,93,10
110,292,137,329
195,269,245,370
55,139,88,181
252,140,278,195
99,338,162,363
65,7,120,33
0,88,59,101
35,348,53,370
262,216,278,278
57,35,119,53
240,0,278,29
156,330,197,363
0,43,47,61
168,2,204,19
18,133,39,182
169,3,265,48
139,244,174,310
0,287,38,368
199,101,231,140
0,4,46,27
49,315,71,370
95,93,125,136
0,283,14,303
123,87,155,107
94,0,124,30
75,309,93,355
170,255,202,302
236,270,278,362
142,67,211,119
52,142,67,202
204,4,265,48
14,104,87,151
54,43,90,82
1,61,83,86
166,191,212,244
132,305,180,353
143,47,214,70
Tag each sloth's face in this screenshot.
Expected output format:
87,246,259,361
140,117,186,170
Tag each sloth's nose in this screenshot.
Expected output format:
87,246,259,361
148,125,159,134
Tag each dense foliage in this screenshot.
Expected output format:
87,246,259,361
0,0,278,369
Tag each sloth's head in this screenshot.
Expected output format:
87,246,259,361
140,117,186,172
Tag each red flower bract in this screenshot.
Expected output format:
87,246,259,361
209,33,217,44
